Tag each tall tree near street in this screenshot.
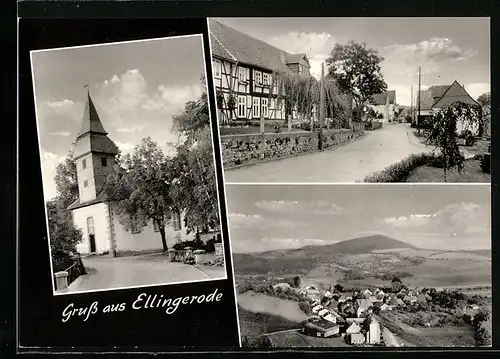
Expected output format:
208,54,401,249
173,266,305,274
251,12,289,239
325,41,388,108
103,137,174,251
170,87,220,234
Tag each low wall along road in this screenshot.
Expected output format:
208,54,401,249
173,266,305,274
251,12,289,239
221,127,364,169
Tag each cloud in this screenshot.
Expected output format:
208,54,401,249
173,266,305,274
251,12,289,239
266,31,337,80
49,131,71,137
116,126,145,133
381,37,476,78
228,212,304,230
40,151,66,200
114,141,135,155
229,213,266,229
254,200,347,216
383,202,489,236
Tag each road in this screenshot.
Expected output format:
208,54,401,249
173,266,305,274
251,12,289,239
224,123,434,183
67,254,226,293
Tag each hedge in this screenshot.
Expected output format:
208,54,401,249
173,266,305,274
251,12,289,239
363,152,443,182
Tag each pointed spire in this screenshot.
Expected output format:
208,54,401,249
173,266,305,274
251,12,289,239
77,85,108,138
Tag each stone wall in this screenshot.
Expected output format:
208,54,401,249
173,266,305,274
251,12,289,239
215,243,224,262
221,127,364,168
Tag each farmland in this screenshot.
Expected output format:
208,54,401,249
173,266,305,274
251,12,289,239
234,235,491,347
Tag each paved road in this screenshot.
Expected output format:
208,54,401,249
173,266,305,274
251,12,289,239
224,123,434,183
67,254,226,293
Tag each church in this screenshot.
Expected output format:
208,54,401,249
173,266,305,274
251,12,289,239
67,91,196,256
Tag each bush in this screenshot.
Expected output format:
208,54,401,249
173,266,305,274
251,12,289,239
299,300,311,314
364,152,443,182
242,336,274,348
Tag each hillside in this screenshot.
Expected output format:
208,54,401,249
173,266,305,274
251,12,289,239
233,235,416,275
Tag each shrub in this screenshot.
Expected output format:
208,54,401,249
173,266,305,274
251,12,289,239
299,300,311,314
364,152,442,182
242,336,274,348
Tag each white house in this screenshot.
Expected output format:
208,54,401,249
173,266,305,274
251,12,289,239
366,319,381,344
68,92,195,255
312,305,323,314
369,90,398,124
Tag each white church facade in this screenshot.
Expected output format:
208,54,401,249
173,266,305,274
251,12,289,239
67,92,195,255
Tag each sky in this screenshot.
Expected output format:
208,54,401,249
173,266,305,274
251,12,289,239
212,17,490,106
31,35,207,200
226,184,491,253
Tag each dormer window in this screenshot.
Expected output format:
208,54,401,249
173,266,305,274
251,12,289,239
101,157,107,167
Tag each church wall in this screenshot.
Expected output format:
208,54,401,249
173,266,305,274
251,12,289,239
112,211,196,252
72,202,111,254
76,153,98,202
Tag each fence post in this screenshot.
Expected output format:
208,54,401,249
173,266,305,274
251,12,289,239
194,249,206,265
54,271,69,292
287,115,292,132
260,112,265,159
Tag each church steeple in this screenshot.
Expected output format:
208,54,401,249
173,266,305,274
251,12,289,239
77,87,108,138
72,85,118,204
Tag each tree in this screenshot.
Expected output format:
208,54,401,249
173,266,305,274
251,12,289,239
270,70,349,129
477,92,491,107
292,276,302,288
334,284,344,292
171,91,210,144
169,90,220,234
53,150,79,213
47,199,83,271
325,41,388,108
48,151,84,271
426,102,482,182
103,137,174,251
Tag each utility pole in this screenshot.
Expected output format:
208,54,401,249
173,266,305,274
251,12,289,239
318,62,325,150
410,85,413,124
417,66,421,135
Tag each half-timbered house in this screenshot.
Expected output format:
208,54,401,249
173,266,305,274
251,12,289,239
209,19,312,125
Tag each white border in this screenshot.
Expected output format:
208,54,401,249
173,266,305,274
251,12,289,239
206,17,242,348
29,33,231,297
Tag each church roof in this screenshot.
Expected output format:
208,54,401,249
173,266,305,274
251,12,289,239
77,92,108,138
67,190,107,211
73,91,119,159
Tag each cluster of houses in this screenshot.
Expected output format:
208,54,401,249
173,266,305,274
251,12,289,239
287,284,476,346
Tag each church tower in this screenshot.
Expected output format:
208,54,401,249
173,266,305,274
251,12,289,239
73,89,118,203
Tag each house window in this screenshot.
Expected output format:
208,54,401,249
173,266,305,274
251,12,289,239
237,95,246,118
130,216,141,234
87,217,95,235
213,60,221,79
263,73,270,86
238,67,246,82
153,220,160,232
101,157,107,167
172,211,181,231
255,71,262,85
83,180,88,188
82,159,87,169
261,98,269,118
253,97,260,118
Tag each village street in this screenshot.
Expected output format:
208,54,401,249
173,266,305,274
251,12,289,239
224,123,433,183
67,254,226,293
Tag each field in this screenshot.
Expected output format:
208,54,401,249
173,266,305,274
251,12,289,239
376,312,476,347
238,306,301,339
238,291,307,323
266,331,350,348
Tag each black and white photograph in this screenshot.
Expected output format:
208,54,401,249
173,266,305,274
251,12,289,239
31,35,227,295
209,18,491,183
226,184,492,348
